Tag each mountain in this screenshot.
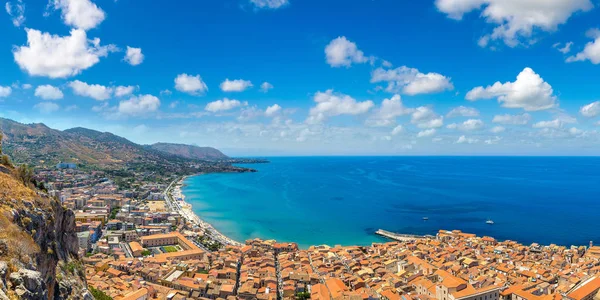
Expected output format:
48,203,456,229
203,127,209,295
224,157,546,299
0,152,91,299
0,118,245,174
149,142,228,160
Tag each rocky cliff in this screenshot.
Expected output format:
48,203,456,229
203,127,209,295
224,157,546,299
0,168,91,299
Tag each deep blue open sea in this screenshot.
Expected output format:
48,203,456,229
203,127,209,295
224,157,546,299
182,157,600,248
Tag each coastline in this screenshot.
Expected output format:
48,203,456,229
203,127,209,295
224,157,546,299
166,175,242,247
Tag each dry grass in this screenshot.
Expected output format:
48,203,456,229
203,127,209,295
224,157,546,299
0,211,39,262
0,172,37,202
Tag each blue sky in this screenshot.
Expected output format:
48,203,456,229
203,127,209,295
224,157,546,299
1,0,600,155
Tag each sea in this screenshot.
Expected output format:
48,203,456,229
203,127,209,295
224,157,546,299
181,156,600,249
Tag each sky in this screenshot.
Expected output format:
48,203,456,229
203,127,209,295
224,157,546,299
1,0,600,156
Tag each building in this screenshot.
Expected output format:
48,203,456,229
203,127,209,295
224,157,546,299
56,162,77,169
129,241,145,257
77,231,91,251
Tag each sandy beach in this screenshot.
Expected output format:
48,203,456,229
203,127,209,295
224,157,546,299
166,176,242,247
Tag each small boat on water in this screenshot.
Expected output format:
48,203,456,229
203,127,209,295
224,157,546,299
422,217,429,221
486,219,494,225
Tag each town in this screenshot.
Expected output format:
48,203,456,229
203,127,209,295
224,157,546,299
37,165,600,300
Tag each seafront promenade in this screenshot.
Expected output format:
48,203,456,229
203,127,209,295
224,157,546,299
164,176,242,247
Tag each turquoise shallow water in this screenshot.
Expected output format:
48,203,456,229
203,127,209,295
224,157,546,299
181,156,600,248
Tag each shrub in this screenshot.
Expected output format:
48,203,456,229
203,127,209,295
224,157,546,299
89,286,113,300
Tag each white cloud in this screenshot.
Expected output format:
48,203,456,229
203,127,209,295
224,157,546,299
250,0,289,9
367,94,414,127
0,86,11,98
13,29,116,78
485,136,502,145
124,46,144,66
5,0,25,27
371,66,454,95
174,74,208,95
492,113,531,125
567,30,600,64
490,126,505,133
34,102,60,114
446,106,480,118
569,127,584,136
307,90,374,124
115,86,135,97
118,94,160,116
391,125,404,135
435,0,593,47
265,104,282,117
533,119,563,129
580,101,600,117
417,129,436,138
260,82,274,93
325,37,370,68
447,119,484,131
21,84,32,89
220,79,253,92
69,80,112,101
34,85,63,100
456,135,478,144
205,98,244,112
466,67,557,111
411,106,444,129
51,0,105,30
553,42,573,54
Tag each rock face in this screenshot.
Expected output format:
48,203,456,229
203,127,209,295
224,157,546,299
0,171,91,299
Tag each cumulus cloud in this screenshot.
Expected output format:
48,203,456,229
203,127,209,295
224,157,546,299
51,0,105,30
174,74,208,95
466,68,557,111
417,129,436,138
492,113,531,125
447,119,484,131
260,82,274,93
307,90,374,124
69,80,112,101
250,0,289,9
371,66,454,95
325,37,371,67
13,29,116,78
34,85,63,100
567,29,600,64
205,98,245,112
34,102,60,114
456,135,478,144
124,46,144,66
115,86,135,97
580,101,600,117
5,0,25,27
533,119,563,129
435,0,593,47
220,79,253,92
490,126,505,133
0,86,11,98
446,106,480,118
118,94,160,116
265,104,282,117
411,106,444,129
391,125,404,136
366,94,414,127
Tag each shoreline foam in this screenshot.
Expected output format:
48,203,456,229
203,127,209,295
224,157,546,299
167,175,242,246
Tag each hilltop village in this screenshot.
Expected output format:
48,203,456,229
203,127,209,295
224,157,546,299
38,167,600,300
